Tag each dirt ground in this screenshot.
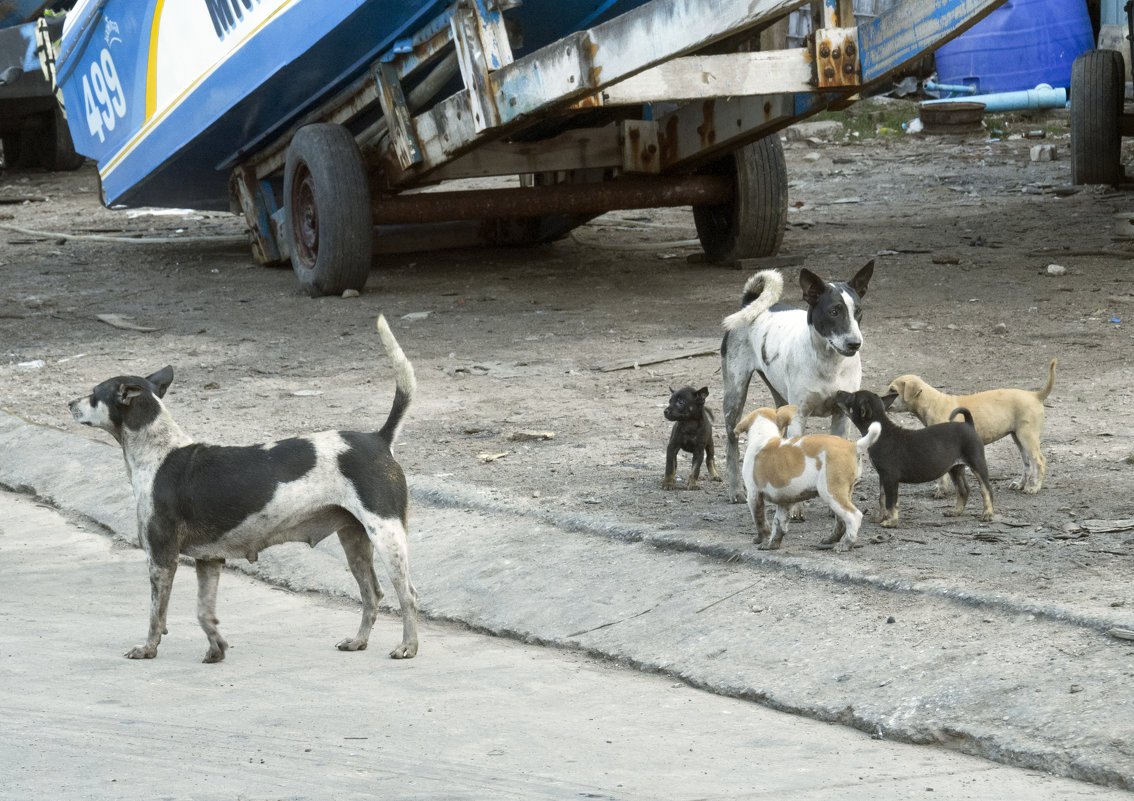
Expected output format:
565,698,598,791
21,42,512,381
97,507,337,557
2,100,1133,644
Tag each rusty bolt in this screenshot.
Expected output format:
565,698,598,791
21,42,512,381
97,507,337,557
819,42,830,58
832,46,841,60
846,41,857,58
843,62,856,76
824,66,836,80
647,144,657,154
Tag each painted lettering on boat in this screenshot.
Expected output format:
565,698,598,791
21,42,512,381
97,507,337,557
204,0,263,41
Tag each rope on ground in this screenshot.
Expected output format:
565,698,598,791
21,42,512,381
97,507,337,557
0,222,248,246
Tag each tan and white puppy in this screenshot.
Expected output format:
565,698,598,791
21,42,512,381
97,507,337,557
735,405,880,552
886,358,1056,495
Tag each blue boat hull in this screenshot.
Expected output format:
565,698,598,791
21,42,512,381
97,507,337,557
57,0,649,210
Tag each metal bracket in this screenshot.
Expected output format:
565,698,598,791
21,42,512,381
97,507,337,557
814,27,860,89
451,0,514,132
374,62,424,169
229,166,282,265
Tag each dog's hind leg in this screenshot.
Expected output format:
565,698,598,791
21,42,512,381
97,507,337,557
944,465,971,517
722,335,754,503
759,507,790,550
748,492,771,545
688,446,705,489
705,437,723,482
967,453,996,521
1010,428,1045,493
195,559,229,663
126,557,177,659
336,522,383,652
364,516,419,659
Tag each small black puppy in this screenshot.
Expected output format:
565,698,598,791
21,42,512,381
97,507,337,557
834,389,994,527
663,386,721,490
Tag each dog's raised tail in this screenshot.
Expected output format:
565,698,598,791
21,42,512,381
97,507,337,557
722,269,784,331
377,315,416,444
1035,357,1057,401
855,421,881,454
948,407,975,426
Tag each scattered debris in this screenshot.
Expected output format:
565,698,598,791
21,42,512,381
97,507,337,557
1107,628,1134,641
600,343,718,372
478,451,509,463
509,430,555,442
1079,518,1134,534
96,313,159,332
1046,263,1066,276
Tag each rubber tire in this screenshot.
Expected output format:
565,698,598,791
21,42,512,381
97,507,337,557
693,135,788,263
1071,49,1124,186
284,124,372,297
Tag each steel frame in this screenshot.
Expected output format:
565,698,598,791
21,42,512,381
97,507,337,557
230,0,1008,263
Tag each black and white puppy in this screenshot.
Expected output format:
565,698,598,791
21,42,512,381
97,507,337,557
721,262,874,502
69,315,419,663
662,385,721,490
834,389,995,528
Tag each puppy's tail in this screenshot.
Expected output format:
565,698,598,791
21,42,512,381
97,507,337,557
722,269,784,331
855,421,881,454
377,315,416,445
948,407,975,426
1034,357,1057,401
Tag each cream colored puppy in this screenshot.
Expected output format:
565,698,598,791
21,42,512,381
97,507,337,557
886,358,1056,495
735,405,879,552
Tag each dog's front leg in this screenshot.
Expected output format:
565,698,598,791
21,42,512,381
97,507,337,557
127,558,177,659
194,559,228,663
662,440,681,490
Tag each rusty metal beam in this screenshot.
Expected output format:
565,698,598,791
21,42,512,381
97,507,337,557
371,174,733,225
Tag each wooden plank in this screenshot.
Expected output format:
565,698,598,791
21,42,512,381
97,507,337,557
427,126,623,181
385,0,810,185
601,51,814,104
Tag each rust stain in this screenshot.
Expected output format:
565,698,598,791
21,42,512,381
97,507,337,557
698,99,716,148
658,115,679,166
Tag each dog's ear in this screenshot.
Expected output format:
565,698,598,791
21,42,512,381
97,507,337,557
849,260,874,298
147,366,174,398
115,381,147,407
695,386,709,400
776,405,797,433
881,391,899,410
798,268,825,307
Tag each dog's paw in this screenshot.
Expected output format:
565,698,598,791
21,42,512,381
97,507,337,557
336,637,369,652
202,647,227,664
943,508,962,518
979,511,995,522
661,478,678,491
124,644,157,660
832,539,854,552
879,517,899,528
389,641,418,659
1022,485,1041,495
756,540,781,551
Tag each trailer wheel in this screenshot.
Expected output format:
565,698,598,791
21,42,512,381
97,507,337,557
1071,50,1125,186
284,124,372,297
693,135,787,263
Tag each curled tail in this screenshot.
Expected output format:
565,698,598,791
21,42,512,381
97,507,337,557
722,269,785,331
949,407,975,426
1035,357,1057,401
855,421,881,454
376,315,416,445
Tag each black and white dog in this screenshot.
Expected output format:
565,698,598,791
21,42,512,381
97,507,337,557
721,262,874,502
69,315,419,663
